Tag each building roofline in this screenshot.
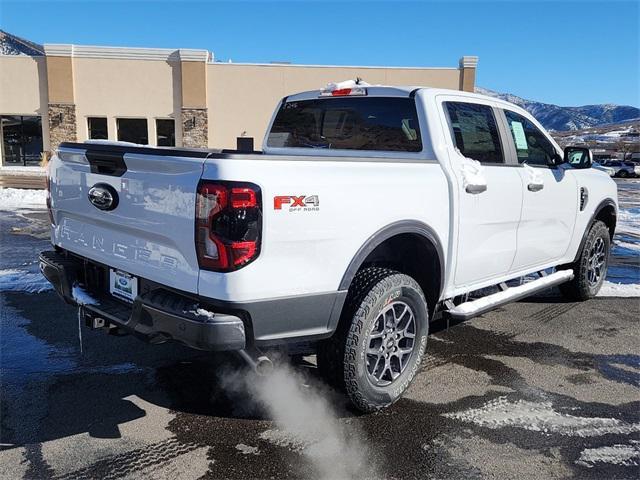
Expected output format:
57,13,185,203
39,43,473,70
43,43,211,62
209,61,460,70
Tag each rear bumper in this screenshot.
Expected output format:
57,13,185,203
39,250,246,351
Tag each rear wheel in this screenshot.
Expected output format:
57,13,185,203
618,170,628,178
559,220,610,301
317,267,429,412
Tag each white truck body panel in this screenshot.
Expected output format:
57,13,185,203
512,165,578,270
50,148,205,294
198,157,449,302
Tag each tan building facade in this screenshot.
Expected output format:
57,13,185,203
0,36,478,167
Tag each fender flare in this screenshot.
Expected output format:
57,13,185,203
572,198,617,263
338,220,445,297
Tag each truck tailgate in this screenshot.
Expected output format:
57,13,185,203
50,144,207,294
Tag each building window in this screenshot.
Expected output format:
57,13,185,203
156,119,175,147
1,115,43,166
88,117,108,140
117,118,148,145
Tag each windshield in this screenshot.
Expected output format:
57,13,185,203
267,97,423,153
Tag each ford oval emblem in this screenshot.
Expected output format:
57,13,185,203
88,183,119,211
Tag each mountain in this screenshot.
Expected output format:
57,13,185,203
476,87,640,132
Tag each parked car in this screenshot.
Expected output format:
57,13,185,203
592,162,616,177
40,83,618,412
601,160,640,177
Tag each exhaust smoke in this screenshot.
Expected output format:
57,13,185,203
222,358,377,480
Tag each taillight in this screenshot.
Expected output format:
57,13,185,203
195,181,262,272
319,86,367,97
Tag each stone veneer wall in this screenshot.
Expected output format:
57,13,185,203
48,103,77,151
181,108,208,148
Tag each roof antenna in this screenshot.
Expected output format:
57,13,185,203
356,77,363,85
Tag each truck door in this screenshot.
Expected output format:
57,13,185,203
499,108,578,270
440,99,524,288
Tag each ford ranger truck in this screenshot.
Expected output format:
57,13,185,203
40,83,618,412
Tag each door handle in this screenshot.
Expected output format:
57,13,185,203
528,183,544,192
465,184,487,194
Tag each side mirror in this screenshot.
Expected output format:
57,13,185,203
564,146,592,169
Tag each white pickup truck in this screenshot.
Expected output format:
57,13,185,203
40,83,617,412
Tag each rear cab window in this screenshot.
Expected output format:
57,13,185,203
266,97,422,153
444,102,504,164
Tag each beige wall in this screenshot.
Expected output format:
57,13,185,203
460,66,476,92
0,55,51,154
73,58,181,145
46,56,74,104
181,61,207,108
1,50,474,163
0,56,49,115
207,63,462,149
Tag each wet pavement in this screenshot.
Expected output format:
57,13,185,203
1,180,639,479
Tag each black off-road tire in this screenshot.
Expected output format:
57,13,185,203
559,220,610,301
317,267,429,412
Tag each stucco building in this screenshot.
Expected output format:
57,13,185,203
0,30,478,169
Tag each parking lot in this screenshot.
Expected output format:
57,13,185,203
1,180,638,479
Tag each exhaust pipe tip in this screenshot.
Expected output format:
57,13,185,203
254,356,274,376
238,348,274,376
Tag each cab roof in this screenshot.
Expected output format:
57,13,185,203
285,85,421,101
284,84,503,103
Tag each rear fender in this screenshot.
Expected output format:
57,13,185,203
339,220,445,299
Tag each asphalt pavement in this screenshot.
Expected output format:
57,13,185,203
0,180,638,480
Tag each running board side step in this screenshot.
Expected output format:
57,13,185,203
447,269,574,321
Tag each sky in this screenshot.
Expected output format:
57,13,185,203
0,0,638,107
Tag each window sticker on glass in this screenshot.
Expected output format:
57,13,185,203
511,121,528,150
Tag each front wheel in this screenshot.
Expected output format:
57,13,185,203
559,220,610,301
317,268,429,412
618,170,628,178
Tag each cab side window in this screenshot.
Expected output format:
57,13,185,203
445,102,504,163
504,110,556,166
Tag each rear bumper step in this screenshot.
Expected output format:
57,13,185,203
447,269,574,320
39,250,246,351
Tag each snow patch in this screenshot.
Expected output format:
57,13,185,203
577,441,640,468
597,281,640,297
321,79,370,92
0,269,52,293
458,155,487,190
71,284,98,306
0,188,46,211
617,208,640,237
184,307,215,319
235,443,260,455
444,396,640,437
614,239,640,253
259,428,307,453
522,163,544,188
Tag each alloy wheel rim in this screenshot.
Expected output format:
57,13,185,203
365,301,416,387
587,237,606,287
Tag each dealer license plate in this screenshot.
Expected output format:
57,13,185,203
109,269,138,303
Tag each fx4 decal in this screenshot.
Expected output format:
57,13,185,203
274,195,320,211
